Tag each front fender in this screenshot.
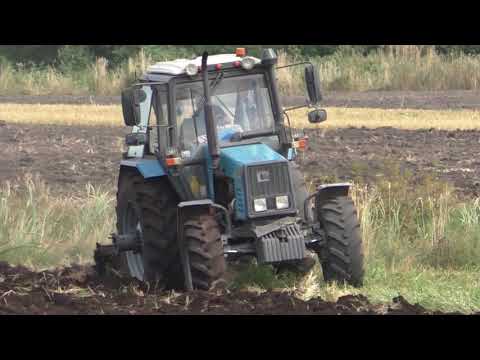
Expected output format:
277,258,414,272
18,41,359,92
120,158,166,179
303,183,352,225
316,183,351,201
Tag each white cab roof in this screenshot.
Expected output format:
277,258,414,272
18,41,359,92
147,54,261,75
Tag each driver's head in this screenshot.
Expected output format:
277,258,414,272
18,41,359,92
212,105,232,126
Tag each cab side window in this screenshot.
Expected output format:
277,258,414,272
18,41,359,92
176,86,205,153
149,89,169,155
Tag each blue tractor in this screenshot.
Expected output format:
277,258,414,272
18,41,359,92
94,48,364,290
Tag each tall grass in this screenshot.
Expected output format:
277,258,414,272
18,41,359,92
0,50,149,96
350,167,480,270
0,175,115,269
3,167,479,271
2,46,480,96
277,45,480,95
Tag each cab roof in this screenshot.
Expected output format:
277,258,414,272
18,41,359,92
148,54,247,75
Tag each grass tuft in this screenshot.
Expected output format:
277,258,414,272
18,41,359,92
0,174,115,269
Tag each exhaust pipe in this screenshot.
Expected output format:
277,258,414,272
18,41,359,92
201,52,220,170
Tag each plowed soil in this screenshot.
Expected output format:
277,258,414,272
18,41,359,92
1,91,479,314
3,90,480,110
0,262,465,315
1,122,479,197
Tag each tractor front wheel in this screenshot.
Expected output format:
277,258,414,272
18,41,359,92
183,214,226,290
316,195,364,287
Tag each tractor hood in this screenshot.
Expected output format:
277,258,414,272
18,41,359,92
219,143,293,221
220,143,287,177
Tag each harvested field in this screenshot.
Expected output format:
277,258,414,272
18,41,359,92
4,104,480,131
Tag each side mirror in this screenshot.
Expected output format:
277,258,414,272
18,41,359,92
308,109,327,124
121,88,147,126
305,64,323,105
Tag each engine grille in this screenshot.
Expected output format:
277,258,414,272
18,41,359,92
245,161,295,218
256,223,306,263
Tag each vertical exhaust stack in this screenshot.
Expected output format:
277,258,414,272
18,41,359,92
201,52,220,171
261,49,289,148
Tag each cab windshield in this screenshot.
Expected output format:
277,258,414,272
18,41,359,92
176,74,275,151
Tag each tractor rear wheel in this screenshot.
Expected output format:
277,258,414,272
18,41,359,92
115,170,182,288
316,195,364,287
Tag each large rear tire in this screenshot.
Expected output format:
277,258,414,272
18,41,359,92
115,169,226,290
316,195,364,287
115,170,182,288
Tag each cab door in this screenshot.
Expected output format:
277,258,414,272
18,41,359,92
174,84,210,200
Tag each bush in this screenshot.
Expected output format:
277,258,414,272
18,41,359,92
57,45,95,73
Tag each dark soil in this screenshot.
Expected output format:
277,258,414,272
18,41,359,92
1,122,479,198
0,262,465,315
284,90,480,110
0,122,129,195
4,90,480,110
301,126,480,199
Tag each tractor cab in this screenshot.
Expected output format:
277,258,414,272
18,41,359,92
95,48,364,291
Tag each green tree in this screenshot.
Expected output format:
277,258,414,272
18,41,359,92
0,45,62,66
57,45,94,72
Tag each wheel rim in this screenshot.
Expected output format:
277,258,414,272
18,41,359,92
123,202,144,281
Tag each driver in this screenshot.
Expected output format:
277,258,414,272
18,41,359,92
197,105,242,144
213,105,233,127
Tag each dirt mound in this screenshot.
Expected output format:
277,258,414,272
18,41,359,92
0,262,467,315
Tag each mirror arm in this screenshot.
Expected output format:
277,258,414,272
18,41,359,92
276,61,313,70
283,103,312,112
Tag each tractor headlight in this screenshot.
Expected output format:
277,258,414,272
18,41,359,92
254,198,267,212
185,63,199,76
241,56,256,70
276,195,289,210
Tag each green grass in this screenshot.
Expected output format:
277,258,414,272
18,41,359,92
2,170,480,313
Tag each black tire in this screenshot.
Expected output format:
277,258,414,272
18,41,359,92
184,214,226,290
316,196,364,287
115,170,182,287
